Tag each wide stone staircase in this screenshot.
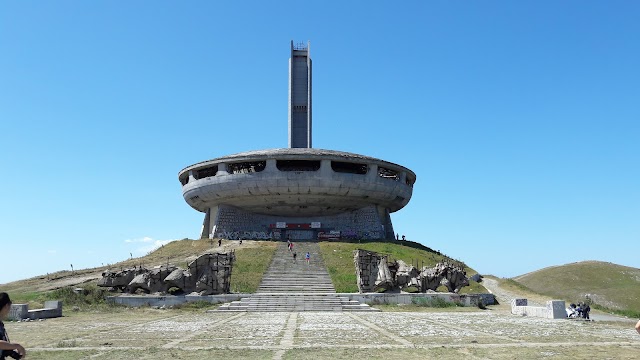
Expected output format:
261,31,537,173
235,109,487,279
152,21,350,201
217,242,378,312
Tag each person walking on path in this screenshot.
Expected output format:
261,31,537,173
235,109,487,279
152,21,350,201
289,243,294,253
305,252,310,265
0,293,27,359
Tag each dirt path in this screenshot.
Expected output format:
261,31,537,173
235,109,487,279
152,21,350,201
481,277,542,306
481,277,634,323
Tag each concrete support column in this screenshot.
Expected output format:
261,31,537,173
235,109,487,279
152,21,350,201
265,159,277,173
217,163,229,175
400,171,407,184
377,205,394,240
320,159,332,177
367,164,378,182
200,206,221,239
200,208,211,239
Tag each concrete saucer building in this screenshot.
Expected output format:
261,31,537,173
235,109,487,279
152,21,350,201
179,42,416,241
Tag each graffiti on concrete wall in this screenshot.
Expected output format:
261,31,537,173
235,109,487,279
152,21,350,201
216,230,279,240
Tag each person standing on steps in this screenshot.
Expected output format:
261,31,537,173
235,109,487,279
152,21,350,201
293,252,297,263
305,252,310,265
0,293,27,359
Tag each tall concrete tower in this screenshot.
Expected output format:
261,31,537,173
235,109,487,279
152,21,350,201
288,41,312,148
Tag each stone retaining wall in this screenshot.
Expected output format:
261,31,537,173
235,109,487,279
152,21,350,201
107,292,495,308
511,298,566,319
8,301,62,321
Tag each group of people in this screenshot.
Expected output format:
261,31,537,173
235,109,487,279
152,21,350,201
567,302,591,319
287,239,310,265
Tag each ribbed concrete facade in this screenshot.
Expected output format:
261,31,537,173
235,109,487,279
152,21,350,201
288,41,312,148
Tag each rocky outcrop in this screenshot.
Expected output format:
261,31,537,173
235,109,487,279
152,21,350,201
353,249,469,294
98,267,146,291
98,252,235,295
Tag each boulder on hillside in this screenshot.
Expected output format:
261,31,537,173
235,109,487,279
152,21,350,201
98,252,235,295
354,250,470,294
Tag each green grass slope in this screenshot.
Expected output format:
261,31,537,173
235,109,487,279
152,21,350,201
513,260,640,313
2,238,487,308
319,240,487,294
2,238,277,307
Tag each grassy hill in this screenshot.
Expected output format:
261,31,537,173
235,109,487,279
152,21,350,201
513,260,640,315
2,238,277,307
319,240,487,294
1,238,487,309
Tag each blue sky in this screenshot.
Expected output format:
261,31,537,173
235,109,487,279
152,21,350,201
1,1,638,284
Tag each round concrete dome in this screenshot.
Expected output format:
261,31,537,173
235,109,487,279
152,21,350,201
178,148,416,217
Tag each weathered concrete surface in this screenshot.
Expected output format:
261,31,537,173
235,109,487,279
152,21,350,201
511,298,567,319
8,301,62,321
354,250,470,294
98,252,234,295
6,309,639,359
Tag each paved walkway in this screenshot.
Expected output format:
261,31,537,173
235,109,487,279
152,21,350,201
11,310,639,359
218,243,376,312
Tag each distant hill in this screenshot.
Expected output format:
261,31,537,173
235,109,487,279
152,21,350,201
513,261,640,311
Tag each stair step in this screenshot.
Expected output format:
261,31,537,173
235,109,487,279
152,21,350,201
216,242,378,312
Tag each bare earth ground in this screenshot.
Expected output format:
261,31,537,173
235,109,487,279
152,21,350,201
5,305,639,360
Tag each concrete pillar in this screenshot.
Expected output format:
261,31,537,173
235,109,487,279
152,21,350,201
200,206,221,239
265,159,277,173
400,171,407,183
367,164,378,182
200,208,211,239
188,170,196,182
320,159,332,177
217,163,229,175
8,304,28,321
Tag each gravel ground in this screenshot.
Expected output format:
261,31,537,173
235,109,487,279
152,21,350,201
5,307,639,360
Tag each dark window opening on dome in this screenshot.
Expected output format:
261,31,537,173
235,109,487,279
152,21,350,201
331,161,368,175
195,166,218,179
406,176,415,187
276,160,320,171
229,161,266,174
179,176,189,186
378,166,399,181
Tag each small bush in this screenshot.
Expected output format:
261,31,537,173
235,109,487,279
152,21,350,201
412,296,457,308
56,339,78,348
173,300,218,311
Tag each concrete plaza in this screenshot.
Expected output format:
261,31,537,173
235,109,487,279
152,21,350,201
6,307,638,360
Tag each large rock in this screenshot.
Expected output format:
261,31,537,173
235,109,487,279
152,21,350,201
98,252,236,295
189,253,235,295
128,265,176,294
353,249,470,294
374,257,394,292
440,261,469,293
353,250,383,293
98,268,146,291
420,264,445,292
395,260,419,290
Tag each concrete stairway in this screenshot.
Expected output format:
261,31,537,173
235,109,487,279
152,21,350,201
216,242,378,312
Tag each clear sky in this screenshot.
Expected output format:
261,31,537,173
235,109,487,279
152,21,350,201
1,1,638,284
